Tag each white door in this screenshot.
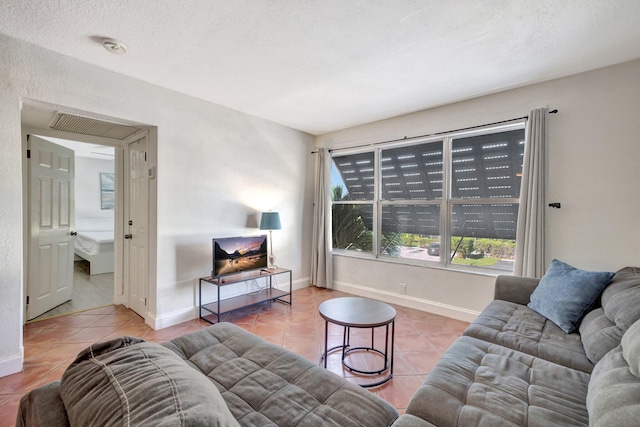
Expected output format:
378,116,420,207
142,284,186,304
27,136,75,320
124,136,149,317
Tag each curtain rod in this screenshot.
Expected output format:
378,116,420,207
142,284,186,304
311,109,558,154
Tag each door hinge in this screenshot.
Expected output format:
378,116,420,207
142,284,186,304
26,296,30,305
144,152,147,161
144,298,147,306
27,149,31,159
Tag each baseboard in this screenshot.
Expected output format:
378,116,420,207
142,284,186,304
273,276,310,292
333,280,480,323
0,349,24,378
150,277,311,330
147,306,196,330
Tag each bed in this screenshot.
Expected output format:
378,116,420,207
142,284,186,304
74,218,115,275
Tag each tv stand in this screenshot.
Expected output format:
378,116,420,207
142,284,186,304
199,267,292,324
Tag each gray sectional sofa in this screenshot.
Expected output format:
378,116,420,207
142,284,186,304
16,323,398,426
17,267,640,426
395,266,640,426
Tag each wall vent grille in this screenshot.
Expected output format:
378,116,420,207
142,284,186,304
50,113,140,140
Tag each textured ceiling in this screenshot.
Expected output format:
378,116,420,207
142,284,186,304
3,1,640,135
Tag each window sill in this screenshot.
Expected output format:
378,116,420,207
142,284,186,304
331,250,512,278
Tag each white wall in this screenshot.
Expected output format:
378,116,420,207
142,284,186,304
317,58,640,321
0,34,315,377
75,156,115,221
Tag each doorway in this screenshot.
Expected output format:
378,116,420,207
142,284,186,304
21,101,155,324
28,136,116,320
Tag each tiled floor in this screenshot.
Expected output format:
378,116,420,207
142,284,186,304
0,287,469,425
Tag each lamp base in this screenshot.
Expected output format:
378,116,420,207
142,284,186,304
268,254,277,270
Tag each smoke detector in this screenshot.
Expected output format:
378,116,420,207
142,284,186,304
102,38,128,55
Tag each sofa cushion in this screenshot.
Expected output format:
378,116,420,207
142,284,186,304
579,308,623,365
391,414,438,426
162,323,398,427
579,267,640,365
405,336,590,426
463,300,593,372
601,266,640,331
587,319,640,426
622,319,640,378
60,336,239,427
527,259,614,333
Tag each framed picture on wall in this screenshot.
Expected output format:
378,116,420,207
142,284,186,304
100,172,115,210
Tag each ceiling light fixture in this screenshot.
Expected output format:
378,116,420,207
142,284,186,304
102,38,128,55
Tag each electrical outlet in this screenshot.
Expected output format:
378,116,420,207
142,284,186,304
399,283,407,294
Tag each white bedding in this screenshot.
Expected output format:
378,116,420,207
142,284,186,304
75,231,114,255
74,218,115,274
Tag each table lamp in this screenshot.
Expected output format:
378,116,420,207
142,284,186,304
259,211,281,270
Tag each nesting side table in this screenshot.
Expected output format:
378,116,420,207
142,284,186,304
319,297,396,388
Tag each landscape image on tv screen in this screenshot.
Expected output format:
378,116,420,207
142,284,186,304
212,235,268,277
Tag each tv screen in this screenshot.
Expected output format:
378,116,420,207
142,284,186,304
212,235,268,278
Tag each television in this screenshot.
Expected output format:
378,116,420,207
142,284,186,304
212,235,268,278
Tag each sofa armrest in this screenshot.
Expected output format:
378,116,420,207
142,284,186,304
494,275,540,305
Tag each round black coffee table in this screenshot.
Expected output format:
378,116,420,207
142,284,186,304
318,297,396,388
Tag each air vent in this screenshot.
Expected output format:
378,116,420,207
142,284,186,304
50,113,140,140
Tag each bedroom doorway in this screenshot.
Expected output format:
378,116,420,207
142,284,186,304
26,135,116,320
21,99,157,321
22,101,155,325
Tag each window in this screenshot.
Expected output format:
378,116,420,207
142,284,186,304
331,152,374,253
331,124,525,272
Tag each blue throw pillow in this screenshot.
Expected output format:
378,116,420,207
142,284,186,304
528,259,614,333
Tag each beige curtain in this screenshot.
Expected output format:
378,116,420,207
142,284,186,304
310,148,333,288
514,108,547,278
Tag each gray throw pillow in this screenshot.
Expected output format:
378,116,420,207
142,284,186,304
60,336,239,427
528,259,614,333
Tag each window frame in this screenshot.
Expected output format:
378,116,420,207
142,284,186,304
331,121,526,273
